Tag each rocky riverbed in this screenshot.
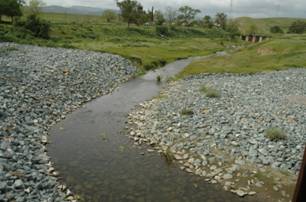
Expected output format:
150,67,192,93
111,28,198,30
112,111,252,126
128,69,306,201
0,43,136,201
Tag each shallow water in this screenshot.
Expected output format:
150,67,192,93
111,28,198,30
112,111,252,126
48,57,258,202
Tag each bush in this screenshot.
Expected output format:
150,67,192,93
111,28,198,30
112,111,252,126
265,128,287,141
288,20,306,34
156,25,170,36
270,26,284,34
226,22,241,39
21,14,50,39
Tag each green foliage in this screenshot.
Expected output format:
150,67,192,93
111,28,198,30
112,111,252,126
265,128,287,141
215,13,227,30
155,25,169,36
154,10,165,25
116,0,147,27
22,14,50,39
27,0,45,16
0,0,22,22
177,6,201,26
248,24,258,35
203,15,213,28
200,85,220,98
270,25,284,34
226,21,240,39
288,20,306,34
102,9,117,23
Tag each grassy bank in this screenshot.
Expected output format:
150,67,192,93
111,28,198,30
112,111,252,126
179,34,306,77
0,12,236,71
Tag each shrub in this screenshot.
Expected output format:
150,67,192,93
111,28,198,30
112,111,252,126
226,21,241,39
181,108,194,116
288,20,306,34
265,128,287,141
200,85,220,98
156,25,170,36
270,26,284,34
22,14,50,39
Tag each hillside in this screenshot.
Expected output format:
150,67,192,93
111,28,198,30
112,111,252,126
235,17,306,35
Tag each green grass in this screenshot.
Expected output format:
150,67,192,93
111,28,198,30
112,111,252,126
181,108,194,116
200,85,220,98
179,34,306,77
265,128,287,141
0,12,234,72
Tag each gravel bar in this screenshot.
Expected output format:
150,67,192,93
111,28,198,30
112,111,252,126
128,69,306,199
0,43,136,201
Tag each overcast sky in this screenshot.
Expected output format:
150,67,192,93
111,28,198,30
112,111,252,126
39,0,306,18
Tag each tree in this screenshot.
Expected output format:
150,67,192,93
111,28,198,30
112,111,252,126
270,25,283,34
102,9,117,23
0,0,22,23
164,7,177,25
27,0,45,16
177,6,200,26
116,0,147,27
24,14,50,38
215,12,227,30
226,21,240,39
288,20,306,34
203,15,213,28
154,10,165,25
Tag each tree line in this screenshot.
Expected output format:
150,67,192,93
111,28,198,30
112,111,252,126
109,0,229,30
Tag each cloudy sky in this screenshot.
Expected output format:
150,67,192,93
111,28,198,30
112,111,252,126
40,0,306,18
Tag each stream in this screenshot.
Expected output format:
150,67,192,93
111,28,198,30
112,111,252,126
48,56,258,202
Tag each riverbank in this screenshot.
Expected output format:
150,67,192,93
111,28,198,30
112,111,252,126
128,69,306,201
0,43,136,201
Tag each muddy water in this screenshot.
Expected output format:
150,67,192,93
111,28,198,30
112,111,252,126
48,57,258,202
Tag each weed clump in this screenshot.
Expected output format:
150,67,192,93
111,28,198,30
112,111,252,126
265,128,287,141
156,75,161,83
200,85,220,98
181,108,194,116
162,147,174,164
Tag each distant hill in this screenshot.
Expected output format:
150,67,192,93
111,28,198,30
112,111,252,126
235,17,306,35
41,6,118,16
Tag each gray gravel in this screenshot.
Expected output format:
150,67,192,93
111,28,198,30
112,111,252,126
0,43,136,201
128,69,305,198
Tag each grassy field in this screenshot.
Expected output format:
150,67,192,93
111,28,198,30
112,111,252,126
0,12,236,72
179,34,306,77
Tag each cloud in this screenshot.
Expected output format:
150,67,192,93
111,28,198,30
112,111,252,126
41,0,306,18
